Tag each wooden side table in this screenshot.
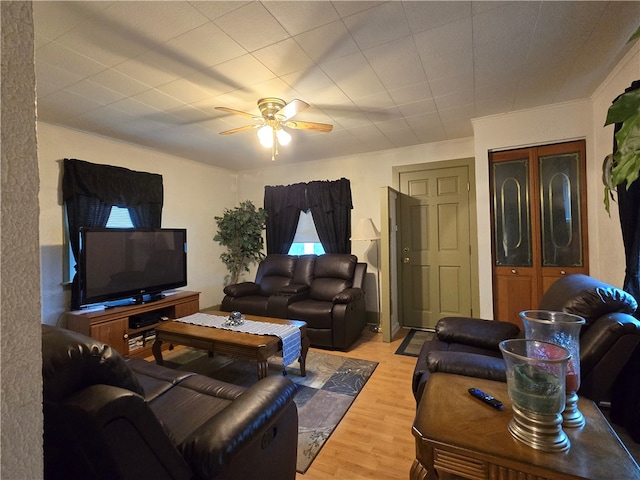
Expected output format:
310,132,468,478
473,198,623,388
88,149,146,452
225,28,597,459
411,373,640,480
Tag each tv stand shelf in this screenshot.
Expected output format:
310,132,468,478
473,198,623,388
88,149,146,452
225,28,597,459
65,291,200,358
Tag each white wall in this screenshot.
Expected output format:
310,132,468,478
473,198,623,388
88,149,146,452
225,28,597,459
38,123,239,325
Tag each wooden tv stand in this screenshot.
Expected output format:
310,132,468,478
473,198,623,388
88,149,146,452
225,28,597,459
65,291,200,358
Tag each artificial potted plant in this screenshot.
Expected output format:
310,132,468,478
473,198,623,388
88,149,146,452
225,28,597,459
214,200,267,284
603,25,640,213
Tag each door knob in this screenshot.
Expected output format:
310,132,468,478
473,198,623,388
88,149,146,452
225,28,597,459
403,257,410,264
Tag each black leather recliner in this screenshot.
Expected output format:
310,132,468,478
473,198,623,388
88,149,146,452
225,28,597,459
42,325,298,480
412,274,640,411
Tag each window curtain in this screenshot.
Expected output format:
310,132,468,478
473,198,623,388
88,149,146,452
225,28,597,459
264,178,352,254
615,80,640,317
63,158,163,308
264,183,306,254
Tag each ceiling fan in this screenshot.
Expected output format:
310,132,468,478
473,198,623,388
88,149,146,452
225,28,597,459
215,98,333,160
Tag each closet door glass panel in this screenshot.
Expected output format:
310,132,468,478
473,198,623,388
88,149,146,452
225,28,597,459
492,159,531,267
539,153,583,267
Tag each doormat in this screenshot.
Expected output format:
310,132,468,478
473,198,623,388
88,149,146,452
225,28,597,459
161,347,378,474
395,329,435,357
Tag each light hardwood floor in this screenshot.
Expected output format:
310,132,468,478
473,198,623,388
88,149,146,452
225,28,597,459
297,327,418,480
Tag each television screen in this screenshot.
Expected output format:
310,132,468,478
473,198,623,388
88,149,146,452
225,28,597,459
78,228,187,307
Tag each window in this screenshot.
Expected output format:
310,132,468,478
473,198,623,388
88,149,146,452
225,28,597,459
288,210,325,255
65,206,134,282
105,206,134,228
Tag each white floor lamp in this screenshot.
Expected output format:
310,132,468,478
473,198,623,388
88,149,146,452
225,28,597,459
351,218,381,333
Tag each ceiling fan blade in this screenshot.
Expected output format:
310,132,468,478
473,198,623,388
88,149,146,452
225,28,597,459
278,99,309,121
219,125,259,135
215,106,260,120
285,120,333,133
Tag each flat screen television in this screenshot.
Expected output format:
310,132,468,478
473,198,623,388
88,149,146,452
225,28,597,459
77,227,187,308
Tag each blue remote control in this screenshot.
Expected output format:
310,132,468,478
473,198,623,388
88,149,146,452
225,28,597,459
468,388,503,410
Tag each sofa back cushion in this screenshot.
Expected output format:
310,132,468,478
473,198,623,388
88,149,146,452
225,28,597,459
42,325,144,402
309,254,357,301
540,274,638,327
255,254,297,295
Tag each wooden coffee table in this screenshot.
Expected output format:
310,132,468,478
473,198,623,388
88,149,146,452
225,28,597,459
152,310,309,380
411,373,640,480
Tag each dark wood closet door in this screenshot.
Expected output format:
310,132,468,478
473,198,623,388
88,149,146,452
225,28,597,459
490,140,588,326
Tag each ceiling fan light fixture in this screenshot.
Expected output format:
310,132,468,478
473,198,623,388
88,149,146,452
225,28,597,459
257,125,273,147
276,128,292,146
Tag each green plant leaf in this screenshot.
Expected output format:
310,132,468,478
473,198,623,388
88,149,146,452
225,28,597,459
605,89,640,126
629,25,640,43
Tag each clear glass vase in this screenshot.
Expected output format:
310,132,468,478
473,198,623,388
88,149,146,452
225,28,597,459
519,310,586,428
499,339,571,452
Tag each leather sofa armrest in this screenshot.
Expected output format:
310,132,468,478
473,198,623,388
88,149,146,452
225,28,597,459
333,287,363,304
436,316,520,350
277,283,309,295
180,376,297,479
580,312,640,374
47,384,192,480
426,351,507,382
223,282,260,297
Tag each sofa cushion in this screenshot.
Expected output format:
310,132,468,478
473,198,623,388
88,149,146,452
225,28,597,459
256,255,297,295
310,278,352,302
314,253,357,280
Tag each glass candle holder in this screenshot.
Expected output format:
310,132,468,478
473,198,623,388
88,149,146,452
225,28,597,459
499,339,571,452
519,310,586,428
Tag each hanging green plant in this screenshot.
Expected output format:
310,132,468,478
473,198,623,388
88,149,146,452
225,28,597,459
603,25,640,213
213,200,267,284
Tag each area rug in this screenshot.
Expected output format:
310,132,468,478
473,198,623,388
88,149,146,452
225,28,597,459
395,329,435,356
161,347,378,474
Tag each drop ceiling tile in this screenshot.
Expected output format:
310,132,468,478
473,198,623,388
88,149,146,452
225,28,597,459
71,79,127,106
342,2,411,50
320,52,385,99
89,68,151,97
294,20,361,64
131,88,188,112
35,62,84,96
404,1,472,34
363,36,428,90
32,1,113,41
264,1,340,36
114,55,181,89
413,17,473,61
331,1,384,18
163,23,247,69
387,82,434,105
191,2,251,22
253,38,315,77
429,74,474,99
38,89,105,119
54,25,148,68
157,78,216,105
397,99,438,118
98,2,209,45
36,43,108,78
472,1,538,48
214,2,290,52
211,54,277,89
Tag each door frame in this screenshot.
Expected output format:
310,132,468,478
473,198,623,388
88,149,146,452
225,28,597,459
385,158,480,334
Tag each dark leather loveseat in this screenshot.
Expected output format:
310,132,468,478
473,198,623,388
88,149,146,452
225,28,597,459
42,325,298,480
412,274,640,417
221,253,367,350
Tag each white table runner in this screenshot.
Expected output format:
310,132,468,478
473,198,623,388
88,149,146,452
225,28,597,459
175,312,301,367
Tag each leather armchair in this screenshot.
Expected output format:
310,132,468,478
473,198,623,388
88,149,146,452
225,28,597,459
42,325,298,480
413,275,640,410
